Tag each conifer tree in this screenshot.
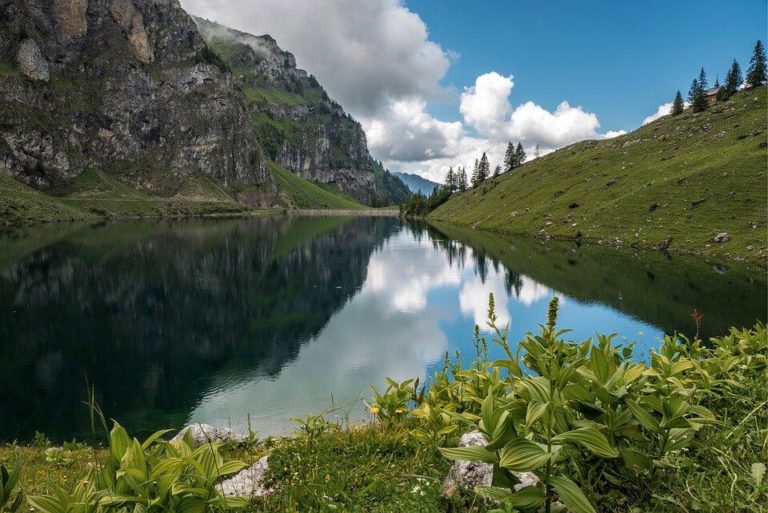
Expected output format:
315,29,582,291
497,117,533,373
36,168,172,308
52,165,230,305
514,142,526,166
458,167,468,191
698,67,708,91
688,78,707,112
747,40,767,87
445,166,455,192
671,90,684,115
493,165,501,177
724,59,743,95
504,141,515,172
471,159,479,187
478,152,490,183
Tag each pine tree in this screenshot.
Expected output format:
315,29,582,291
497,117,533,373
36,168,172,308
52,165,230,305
698,67,708,91
746,40,767,87
724,59,743,95
688,78,707,112
493,165,501,177
671,90,684,115
445,166,455,192
478,152,490,183
533,144,542,159
471,159,479,187
458,167,468,191
514,142,526,166
504,141,515,172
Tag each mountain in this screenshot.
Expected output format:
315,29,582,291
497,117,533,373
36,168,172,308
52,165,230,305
0,0,274,205
394,172,441,195
430,87,767,265
192,17,410,207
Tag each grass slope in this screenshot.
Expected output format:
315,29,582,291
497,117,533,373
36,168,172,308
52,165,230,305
271,162,367,210
430,87,767,265
0,175,95,226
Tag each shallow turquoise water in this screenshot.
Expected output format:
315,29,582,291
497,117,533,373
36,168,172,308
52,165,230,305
0,216,764,441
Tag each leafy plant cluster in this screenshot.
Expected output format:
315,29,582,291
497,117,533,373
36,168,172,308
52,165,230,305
20,399,251,513
369,295,767,512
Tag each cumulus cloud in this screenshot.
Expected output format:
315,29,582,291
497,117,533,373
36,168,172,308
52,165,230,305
642,102,672,125
180,0,451,117
364,98,464,162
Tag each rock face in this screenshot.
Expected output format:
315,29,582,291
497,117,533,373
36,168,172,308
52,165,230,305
193,17,409,206
0,0,275,204
219,456,273,497
440,431,540,499
173,423,243,446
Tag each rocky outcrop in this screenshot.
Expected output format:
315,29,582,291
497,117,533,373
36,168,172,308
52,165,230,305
193,17,409,206
173,423,243,446
0,0,275,205
220,456,273,497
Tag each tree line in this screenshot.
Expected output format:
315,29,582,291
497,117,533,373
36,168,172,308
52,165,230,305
671,39,766,116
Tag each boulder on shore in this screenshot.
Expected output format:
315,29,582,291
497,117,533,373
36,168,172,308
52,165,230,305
172,423,243,446
440,431,539,499
219,456,273,497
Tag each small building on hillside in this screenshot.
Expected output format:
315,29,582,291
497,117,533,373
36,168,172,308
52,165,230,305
704,86,721,105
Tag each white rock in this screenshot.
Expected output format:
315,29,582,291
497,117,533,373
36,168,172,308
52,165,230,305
713,232,730,243
172,423,243,446
16,39,49,81
219,456,273,497
440,431,540,498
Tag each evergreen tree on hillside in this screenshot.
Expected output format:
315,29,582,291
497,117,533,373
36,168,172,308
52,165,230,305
471,159,479,187
514,142,526,166
458,167,468,191
698,67,708,91
445,166,455,192
671,90,684,115
493,164,501,177
533,144,542,159
688,78,707,112
724,59,743,95
747,40,767,87
479,153,490,180
504,141,516,172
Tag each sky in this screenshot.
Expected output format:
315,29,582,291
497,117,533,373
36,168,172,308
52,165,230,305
180,0,767,182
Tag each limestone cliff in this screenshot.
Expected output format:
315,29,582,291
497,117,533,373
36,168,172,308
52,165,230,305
193,17,409,206
0,0,275,205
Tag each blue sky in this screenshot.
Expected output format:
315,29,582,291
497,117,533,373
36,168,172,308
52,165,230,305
184,0,767,180
408,0,767,132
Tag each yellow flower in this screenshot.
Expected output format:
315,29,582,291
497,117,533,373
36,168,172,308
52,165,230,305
370,406,380,414
395,408,405,414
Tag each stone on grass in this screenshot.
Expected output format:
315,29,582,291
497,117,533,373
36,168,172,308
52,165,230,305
219,456,273,497
713,232,730,243
440,431,539,499
172,423,243,446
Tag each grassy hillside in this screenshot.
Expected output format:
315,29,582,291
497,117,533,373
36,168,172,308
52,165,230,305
0,175,95,226
271,162,367,210
430,87,767,265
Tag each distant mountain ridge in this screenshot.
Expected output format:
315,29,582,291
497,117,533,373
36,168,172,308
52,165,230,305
393,172,441,195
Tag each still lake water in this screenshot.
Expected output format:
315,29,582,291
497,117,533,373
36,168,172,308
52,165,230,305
1,216,765,442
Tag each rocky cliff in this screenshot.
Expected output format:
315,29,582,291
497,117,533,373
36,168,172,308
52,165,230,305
193,17,409,206
0,0,275,205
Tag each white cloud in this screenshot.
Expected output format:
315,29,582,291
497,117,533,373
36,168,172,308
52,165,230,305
459,72,514,138
642,102,672,125
181,0,451,117
642,100,690,125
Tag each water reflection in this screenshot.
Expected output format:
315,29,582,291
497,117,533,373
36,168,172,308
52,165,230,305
0,217,764,441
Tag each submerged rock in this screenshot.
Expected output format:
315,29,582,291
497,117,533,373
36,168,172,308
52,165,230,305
219,456,273,497
440,431,539,499
172,423,243,446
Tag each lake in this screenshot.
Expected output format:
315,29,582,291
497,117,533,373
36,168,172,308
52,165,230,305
1,216,765,442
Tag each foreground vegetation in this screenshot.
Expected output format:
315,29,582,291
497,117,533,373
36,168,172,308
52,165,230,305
430,87,767,266
1,302,765,512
